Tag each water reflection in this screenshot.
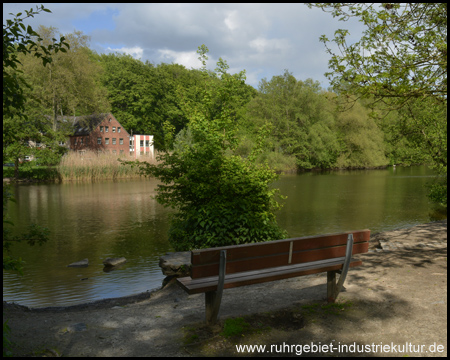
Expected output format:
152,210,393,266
273,166,439,237
4,178,173,307
3,166,442,307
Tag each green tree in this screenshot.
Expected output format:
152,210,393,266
18,26,110,129
5,24,108,178
246,71,341,170
309,3,446,106
3,5,69,119
333,95,387,168
150,63,206,150
310,3,447,205
3,6,70,179
124,46,286,251
399,98,447,206
97,53,156,136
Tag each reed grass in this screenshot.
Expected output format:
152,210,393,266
57,150,159,181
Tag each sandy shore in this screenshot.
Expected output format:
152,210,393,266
3,220,447,357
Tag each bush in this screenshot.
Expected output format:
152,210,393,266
165,154,286,250
126,46,286,251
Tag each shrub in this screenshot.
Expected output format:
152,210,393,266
125,46,286,251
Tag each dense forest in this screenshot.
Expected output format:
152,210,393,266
5,24,445,175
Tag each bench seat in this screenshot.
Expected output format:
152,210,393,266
177,230,370,324
178,256,362,294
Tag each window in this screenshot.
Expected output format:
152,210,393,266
105,138,109,145
105,126,109,132
112,127,116,133
100,126,104,132
120,150,124,154
97,138,102,144
109,118,112,122
118,127,121,133
140,140,144,147
112,150,117,154
80,138,83,145
112,138,116,145
74,138,77,145
119,138,123,145
145,140,150,147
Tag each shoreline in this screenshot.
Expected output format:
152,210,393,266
3,163,429,184
3,219,447,357
4,219,446,313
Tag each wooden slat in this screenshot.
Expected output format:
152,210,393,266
191,238,369,279
291,242,368,264
191,230,370,266
177,256,363,295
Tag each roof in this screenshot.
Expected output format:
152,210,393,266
72,113,111,136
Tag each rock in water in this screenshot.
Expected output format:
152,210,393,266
67,259,89,267
103,257,127,267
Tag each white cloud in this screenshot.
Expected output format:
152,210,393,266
249,37,291,54
157,49,201,69
3,3,367,89
224,10,239,31
107,46,144,59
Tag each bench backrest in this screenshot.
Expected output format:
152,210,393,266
190,230,370,279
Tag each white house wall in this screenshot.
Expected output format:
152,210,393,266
132,134,154,159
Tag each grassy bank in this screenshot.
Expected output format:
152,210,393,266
57,151,155,181
3,150,426,183
3,165,60,182
3,151,159,182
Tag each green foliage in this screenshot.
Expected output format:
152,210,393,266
309,3,446,205
221,317,251,338
334,96,387,168
376,97,447,206
17,26,110,123
3,165,59,181
310,3,446,106
124,46,286,251
3,5,69,120
427,180,447,208
97,54,207,150
3,319,12,357
96,53,157,139
244,71,388,170
301,301,353,317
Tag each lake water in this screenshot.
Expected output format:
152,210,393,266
3,165,443,307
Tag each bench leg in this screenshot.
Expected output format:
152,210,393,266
327,234,354,302
205,291,221,325
327,271,338,303
205,250,227,325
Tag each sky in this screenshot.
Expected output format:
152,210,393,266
3,3,366,89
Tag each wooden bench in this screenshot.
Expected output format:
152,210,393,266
177,230,370,324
